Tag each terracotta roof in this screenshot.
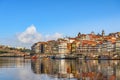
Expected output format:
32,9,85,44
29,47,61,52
47,40,55,42
81,40,97,46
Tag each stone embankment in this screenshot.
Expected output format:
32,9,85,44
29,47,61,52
32,52,120,60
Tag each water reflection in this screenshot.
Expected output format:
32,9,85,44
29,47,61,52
0,57,32,80
0,57,120,80
31,59,120,80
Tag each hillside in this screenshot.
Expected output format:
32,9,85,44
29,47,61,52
0,45,30,57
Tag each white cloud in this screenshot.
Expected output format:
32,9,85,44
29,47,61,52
0,25,63,49
45,33,63,41
17,24,63,44
17,25,43,43
0,25,62,48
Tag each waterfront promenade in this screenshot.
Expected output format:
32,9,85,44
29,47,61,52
31,52,120,60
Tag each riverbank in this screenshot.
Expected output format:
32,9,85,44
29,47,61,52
0,53,24,57
30,52,120,60
0,45,31,57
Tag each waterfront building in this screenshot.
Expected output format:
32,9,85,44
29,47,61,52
47,40,58,54
106,41,115,52
31,31,120,55
68,38,76,43
96,42,102,52
71,41,77,54
31,43,40,53
115,40,120,52
102,41,108,52
58,39,68,54
31,42,47,54
76,40,97,53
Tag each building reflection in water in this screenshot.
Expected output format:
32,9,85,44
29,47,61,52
31,58,120,80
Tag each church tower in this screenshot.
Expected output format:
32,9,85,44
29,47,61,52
78,32,81,37
102,30,105,36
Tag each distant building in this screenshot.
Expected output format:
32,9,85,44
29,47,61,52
115,40,120,52
102,30,105,36
58,39,68,54
47,40,58,54
31,31,120,55
31,42,47,54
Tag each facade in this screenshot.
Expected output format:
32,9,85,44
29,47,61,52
96,43,102,52
47,40,58,54
31,42,47,54
31,43,41,53
58,39,68,54
115,40,120,52
58,42,68,54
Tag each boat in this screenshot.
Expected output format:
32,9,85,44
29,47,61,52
31,55,37,59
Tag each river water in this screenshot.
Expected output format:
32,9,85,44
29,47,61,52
0,57,120,80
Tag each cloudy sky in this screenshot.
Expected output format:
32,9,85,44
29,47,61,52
0,0,120,48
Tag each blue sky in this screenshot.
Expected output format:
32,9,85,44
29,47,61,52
0,0,120,48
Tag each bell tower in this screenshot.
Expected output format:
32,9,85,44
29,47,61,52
102,30,105,36
78,32,81,37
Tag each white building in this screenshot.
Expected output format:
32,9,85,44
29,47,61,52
58,42,68,54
